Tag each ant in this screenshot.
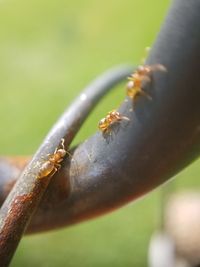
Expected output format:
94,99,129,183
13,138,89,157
98,110,129,134
37,138,67,179
126,64,166,100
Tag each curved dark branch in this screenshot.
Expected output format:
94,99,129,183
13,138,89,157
1,0,200,235
1,0,200,238
0,65,132,266
27,0,200,232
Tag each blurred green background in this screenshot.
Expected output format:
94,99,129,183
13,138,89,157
0,0,200,266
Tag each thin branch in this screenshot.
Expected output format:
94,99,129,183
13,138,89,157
0,65,132,267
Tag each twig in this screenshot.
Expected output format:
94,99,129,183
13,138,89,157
0,65,132,267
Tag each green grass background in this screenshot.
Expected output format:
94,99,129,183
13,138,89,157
0,0,199,266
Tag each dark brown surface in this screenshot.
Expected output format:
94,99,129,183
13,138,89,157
1,0,200,265
0,0,200,235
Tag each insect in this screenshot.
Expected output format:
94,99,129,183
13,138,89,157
37,138,67,179
98,110,129,134
126,64,166,100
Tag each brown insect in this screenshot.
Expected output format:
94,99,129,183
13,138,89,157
38,138,67,179
98,110,129,133
126,64,166,100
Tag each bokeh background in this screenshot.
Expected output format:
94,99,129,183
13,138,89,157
0,0,199,266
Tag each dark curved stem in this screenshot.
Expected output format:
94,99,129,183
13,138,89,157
25,0,200,232
0,0,200,238
0,65,132,267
